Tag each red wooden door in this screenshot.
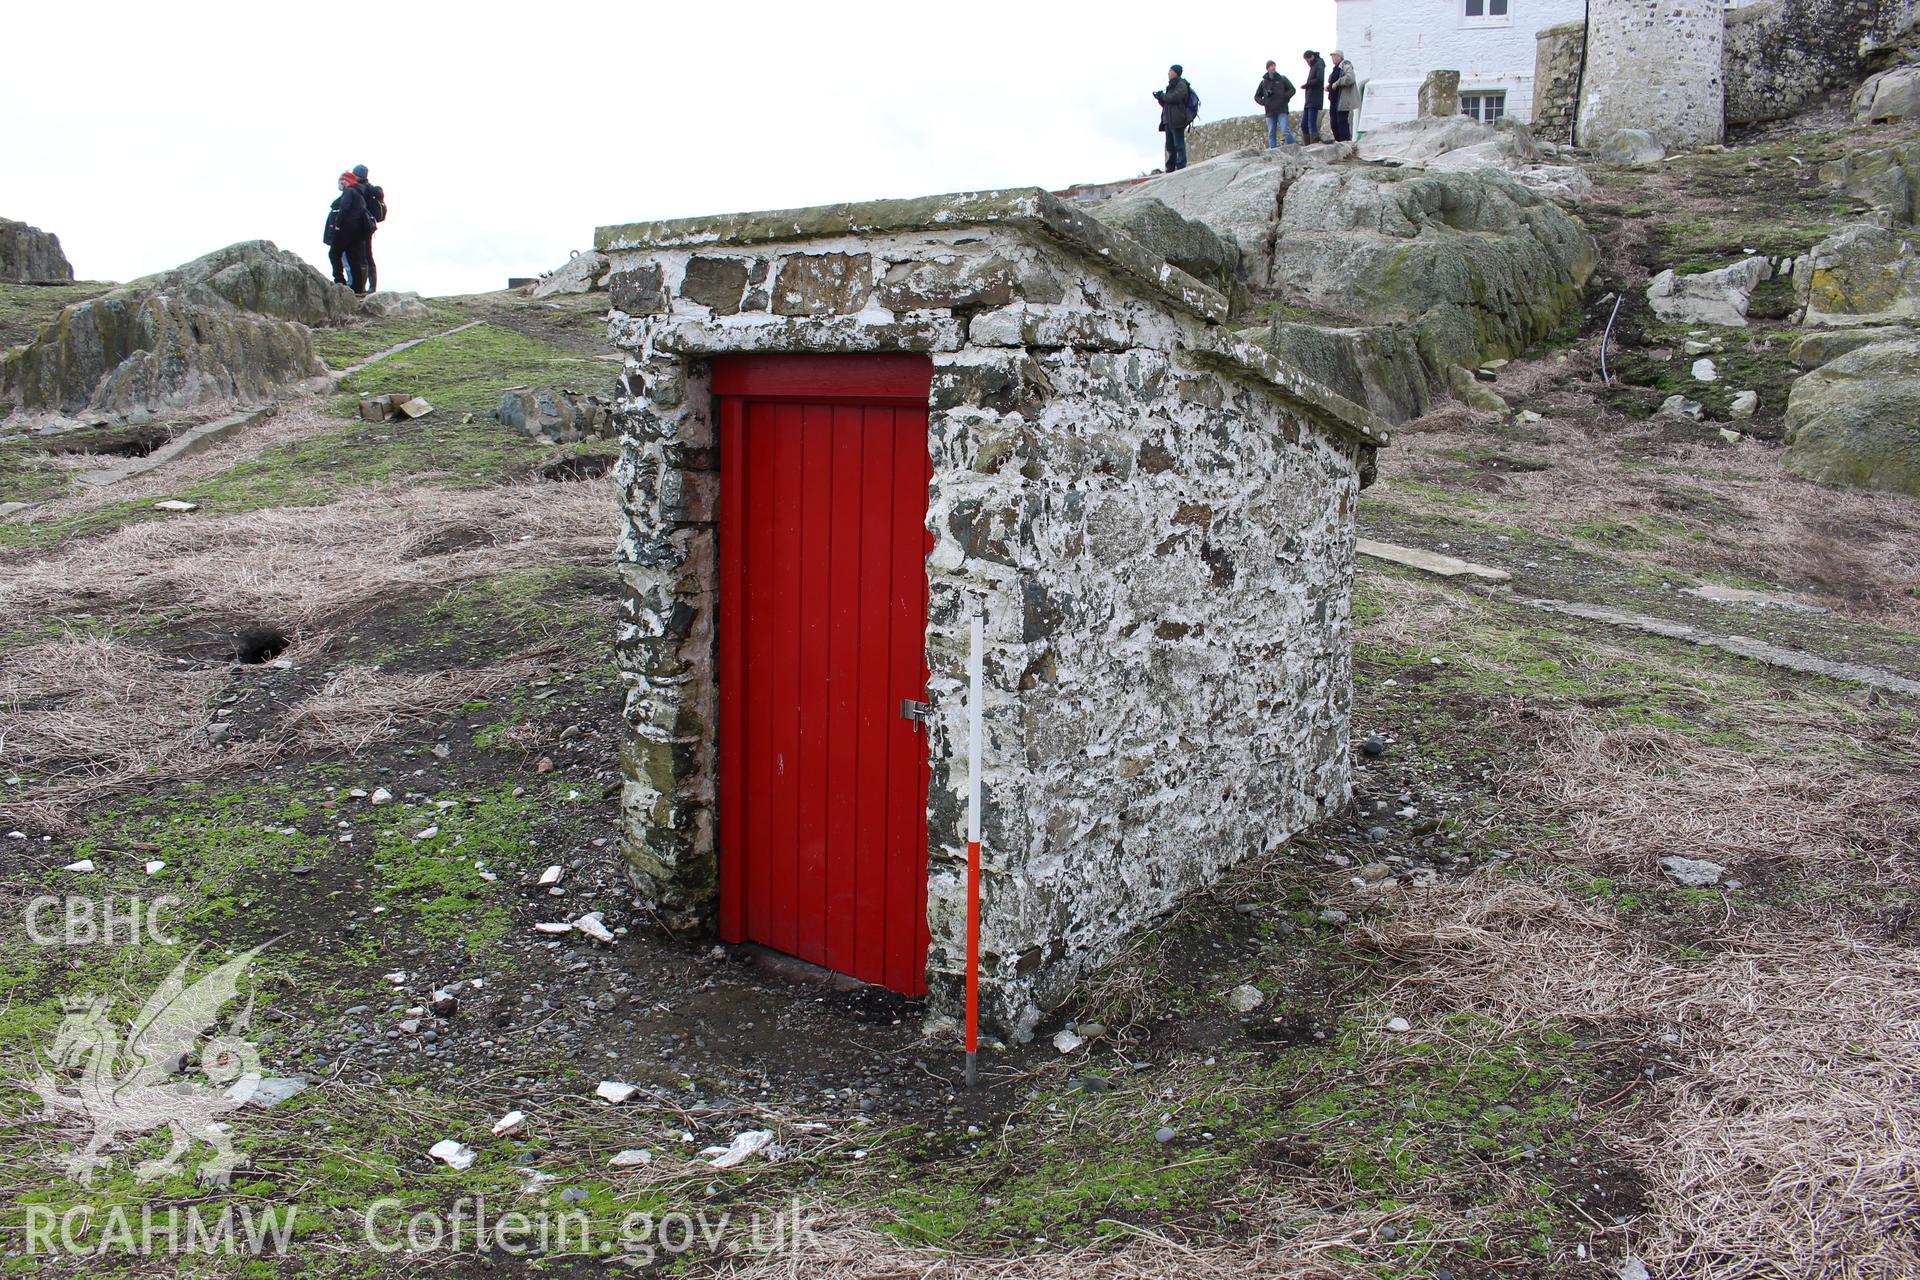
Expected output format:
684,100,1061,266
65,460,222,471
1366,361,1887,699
714,354,933,996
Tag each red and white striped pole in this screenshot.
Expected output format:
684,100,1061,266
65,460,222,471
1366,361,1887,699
964,605,983,1088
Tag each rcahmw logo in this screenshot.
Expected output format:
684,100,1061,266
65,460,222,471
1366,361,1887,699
24,1204,298,1257
31,944,270,1186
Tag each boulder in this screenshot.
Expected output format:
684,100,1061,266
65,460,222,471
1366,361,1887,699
495,386,614,443
1356,115,1537,170
1790,327,1889,370
1268,166,1596,373
1784,336,1920,494
130,241,356,327
1094,149,1321,286
1853,64,1920,124
1819,141,1920,226
1089,197,1238,298
1646,256,1772,326
1263,319,1430,424
0,241,339,420
532,250,612,298
1593,129,1666,166
1797,224,1920,326
1446,363,1507,412
356,290,429,319
0,217,73,282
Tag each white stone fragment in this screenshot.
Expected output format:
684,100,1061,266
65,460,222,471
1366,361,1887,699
534,921,573,934
1692,357,1718,382
1385,1016,1413,1033
145,860,165,875
153,499,198,512
538,865,564,886
428,1139,476,1170
412,825,439,841
1225,984,1266,1013
1051,1029,1086,1054
491,1110,528,1137
369,788,393,805
62,859,96,873
707,1129,776,1168
595,1080,640,1104
609,1148,653,1168
572,912,615,943
1660,855,1726,887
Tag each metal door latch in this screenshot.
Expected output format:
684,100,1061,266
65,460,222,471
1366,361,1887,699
900,699,932,724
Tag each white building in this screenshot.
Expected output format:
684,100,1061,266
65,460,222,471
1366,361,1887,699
1333,0,1588,130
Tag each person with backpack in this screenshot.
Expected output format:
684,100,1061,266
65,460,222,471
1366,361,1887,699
352,164,386,293
1301,50,1326,143
1152,64,1197,172
323,171,371,291
1328,50,1360,142
1255,60,1297,147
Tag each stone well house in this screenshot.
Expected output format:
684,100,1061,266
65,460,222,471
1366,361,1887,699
597,189,1387,1040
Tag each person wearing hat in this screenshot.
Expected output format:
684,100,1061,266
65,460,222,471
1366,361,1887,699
1255,60,1297,148
1301,50,1326,143
1152,63,1196,172
323,171,372,292
352,164,386,293
1327,50,1360,142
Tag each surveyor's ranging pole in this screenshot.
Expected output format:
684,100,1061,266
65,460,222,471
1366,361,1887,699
965,606,983,1088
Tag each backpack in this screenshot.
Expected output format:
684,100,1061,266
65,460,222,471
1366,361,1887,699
363,185,387,224
1189,86,1201,120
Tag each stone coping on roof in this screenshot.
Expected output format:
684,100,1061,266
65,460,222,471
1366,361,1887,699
596,187,1389,449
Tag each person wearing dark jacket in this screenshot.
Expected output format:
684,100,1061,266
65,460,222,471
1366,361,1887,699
1328,50,1360,142
1301,50,1326,143
1255,61,1297,147
1152,64,1195,172
324,172,374,294
352,164,385,293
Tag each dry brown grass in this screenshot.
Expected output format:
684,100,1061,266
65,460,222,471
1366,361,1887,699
720,1207,1382,1280
0,481,615,633
1345,699,1920,1280
281,651,567,753
0,635,225,831
1381,366,1920,627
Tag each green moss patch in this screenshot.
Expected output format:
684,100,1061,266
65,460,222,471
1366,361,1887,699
334,322,615,421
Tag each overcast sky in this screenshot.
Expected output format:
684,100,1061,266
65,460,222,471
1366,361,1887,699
3,1,1335,298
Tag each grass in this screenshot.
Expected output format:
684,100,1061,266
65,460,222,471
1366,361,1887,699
307,300,473,370
333,321,613,421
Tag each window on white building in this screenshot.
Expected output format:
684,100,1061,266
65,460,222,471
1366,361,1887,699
1460,92,1507,123
1463,0,1510,17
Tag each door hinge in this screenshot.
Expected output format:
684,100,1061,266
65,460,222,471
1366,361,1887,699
900,698,932,724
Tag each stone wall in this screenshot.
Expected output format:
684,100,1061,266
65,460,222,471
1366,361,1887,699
1532,20,1586,144
1581,0,1725,149
1188,115,1273,163
1725,0,1918,125
595,192,1384,1038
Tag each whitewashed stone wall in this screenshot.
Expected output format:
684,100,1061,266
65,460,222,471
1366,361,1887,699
1580,0,1725,149
1337,0,1589,130
595,198,1382,1037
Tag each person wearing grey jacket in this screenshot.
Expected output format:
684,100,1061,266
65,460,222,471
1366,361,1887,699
1328,50,1359,141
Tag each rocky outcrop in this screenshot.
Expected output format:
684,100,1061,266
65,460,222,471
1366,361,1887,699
1263,320,1430,424
129,241,356,326
1785,335,1920,494
1089,197,1239,299
1354,117,1590,200
0,241,336,421
0,218,74,282
1647,256,1773,325
1093,150,1314,286
1820,141,1920,226
1797,223,1920,325
1268,166,1597,374
1853,63,1920,123
532,250,612,298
